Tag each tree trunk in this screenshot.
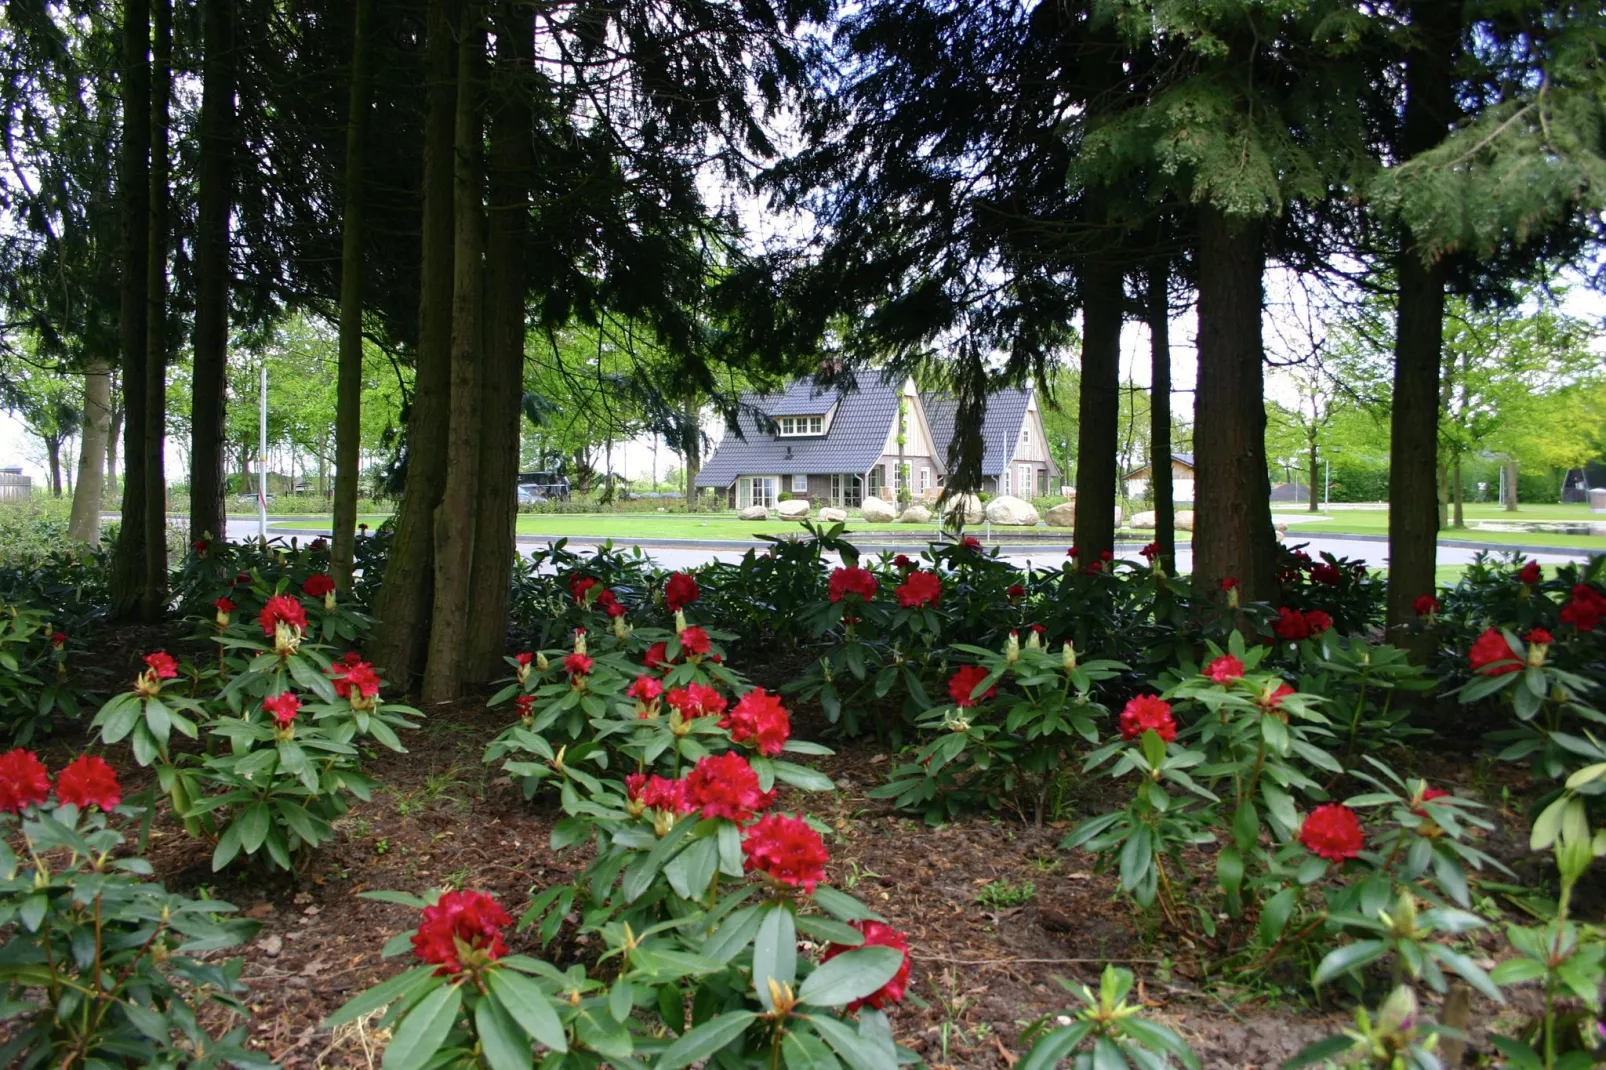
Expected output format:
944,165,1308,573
421,12,486,703
109,0,151,619
1307,437,1319,513
1193,206,1275,602
368,0,459,686
682,402,701,511
46,439,63,497
1504,460,1519,511
106,398,122,496
141,0,173,618
332,0,373,590
463,0,532,684
1385,0,1459,637
1075,259,1121,562
69,360,112,542
1146,260,1174,568
1435,463,1449,529
190,0,234,546
1452,457,1465,527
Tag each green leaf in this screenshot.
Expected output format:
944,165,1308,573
487,967,568,1053
806,1013,899,1070
1231,800,1259,853
475,994,533,1070
1312,940,1389,987
1216,848,1243,898
1256,887,1297,948
1018,1024,1095,1070
799,946,905,1008
381,980,462,1070
1488,957,1547,985
811,887,884,923
1282,1034,1356,1069
236,802,271,854
654,1011,758,1070
770,760,835,792
753,903,798,1010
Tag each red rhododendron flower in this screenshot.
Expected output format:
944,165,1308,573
330,658,382,701
193,539,209,553
1259,682,1296,710
742,812,829,892
1525,627,1553,646
411,890,511,975
1560,584,1606,632
1292,551,1312,566
962,536,982,551
1220,576,1240,591
144,651,179,679
1066,545,1078,559
1273,607,1310,641
821,921,912,1011
303,574,336,599
263,692,301,728
233,572,252,586
1100,550,1113,562
1305,610,1333,636
214,596,236,613
641,774,693,814
0,749,50,814
828,567,879,603
896,570,942,608
1517,561,1541,585
665,572,700,611
683,752,774,822
1413,595,1440,617
1469,628,1521,675
627,674,663,703
258,594,308,638
1119,695,1177,742
947,665,996,708
1205,655,1244,683
679,626,711,657
1006,584,1026,600
570,575,598,603
595,589,626,617
1299,804,1364,862
1311,563,1341,586
56,754,121,811
893,554,913,569
564,652,594,678
643,642,671,670
1412,786,1451,818
721,687,791,755
50,632,67,649
513,694,535,721
514,651,534,669
1140,543,1159,560
667,682,727,719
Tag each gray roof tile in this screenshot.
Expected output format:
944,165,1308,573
695,377,903,487
926,386,1036,477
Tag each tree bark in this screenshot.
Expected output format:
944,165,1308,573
1193,206,1275,602
1308,437,1319,513
69,360,112,542
1146,261,1174,568
142,0,172,618
682,402,701,511
421,12,486,702
1436,463,1450,529
1452,457,1465,527
190,0,234,546
1385,0,1459,637
1504,460,1519,511
106,396,122,496
332,0,373,590
368,0,459,686
463,0,533,684
46,440,63,497
109,0,151,619
1075,259,1121,561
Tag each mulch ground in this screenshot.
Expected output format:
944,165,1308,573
22,629,1592,1069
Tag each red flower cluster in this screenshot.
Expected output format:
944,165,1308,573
570,575,598,603
895,570,942,608
1525,627,1553,646
1119,695,1177,742
821,921,912,1011
721,688,791,755
1413,594,1440,617
0,748,51,813
1311,563,1342,586
564,652,594,678
56,754,121,811
1273,607,1332,641
50,632,67,650
679,626,711,657
1299,803,1364,862
828,567,879,603
1412,785,1451,818
1469,628,1521,675
644,642,670,670
514,694,535,721
329,655,382,702
665,572,700,611
303,574,336,599
947,665,995,708
684,752,775,822
193,539,209,554
214,596,236,614
667,682,727,719
1140,543,1160,560
1219,576,1240,592
628,773,692,814
627,674,663,709
595,589,626,617
411,890,511,975
1205,655,1244,683
258,594,308,638
1006,584,1026,600
742,813,830,892
1258,682,1296,711
263,692,301,728
144,651,179,679
1517,560,1542,585
892,554,913,570
1561,584,1606,632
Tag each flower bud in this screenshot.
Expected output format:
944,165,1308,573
551,745,567,774
652,808,677,838
573,629,587,656
669,708,691,737
674,609,687,635
273,620,303,657
134,670,162,698
1227,587,1240,609
536,651,549,672
1527,642,1548,668
324,590,337,612
1005,631,1020,664
1062,641,1077,672
215,606,231,628
612,614,630,640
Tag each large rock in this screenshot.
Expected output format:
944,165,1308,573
818,507,848,523
738,505,769,521
1130,510,1156,529
1130,509,1190,531
1044,502,1075,528
898,504,932,524
859,496,897,523
940,493,984,526
985,495,1039,526
1176,510,1195,532
776,498,811,521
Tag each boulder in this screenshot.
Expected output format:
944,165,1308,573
776,498,811,521
898,504,932,524
859,496,897,523
940,493,984,526
1044,502,1075,528
985,495,1039,526
1112,506,1123,527
1176,510,1195,532
818,507,848,523
1129,510,1156,529
1130,509,1189,531
738,505,769,521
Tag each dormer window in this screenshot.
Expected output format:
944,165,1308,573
778,415,824,436
1021,427,1030,444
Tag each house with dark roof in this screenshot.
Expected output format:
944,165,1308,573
694,376,947,509
924,386,1061,498
1123,452,1195,504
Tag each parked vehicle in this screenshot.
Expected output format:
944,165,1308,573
516,471,570,502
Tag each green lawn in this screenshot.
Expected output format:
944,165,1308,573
1275,502,1606,551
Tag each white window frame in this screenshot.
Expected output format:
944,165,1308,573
920,467,931,492
1019,464,1033,496
791,473,808,493
1001,469,1010,495
777,415,824,437
1022,426,1030,445
746,476,779,508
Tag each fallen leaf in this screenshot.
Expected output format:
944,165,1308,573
992,1034,1019,1067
